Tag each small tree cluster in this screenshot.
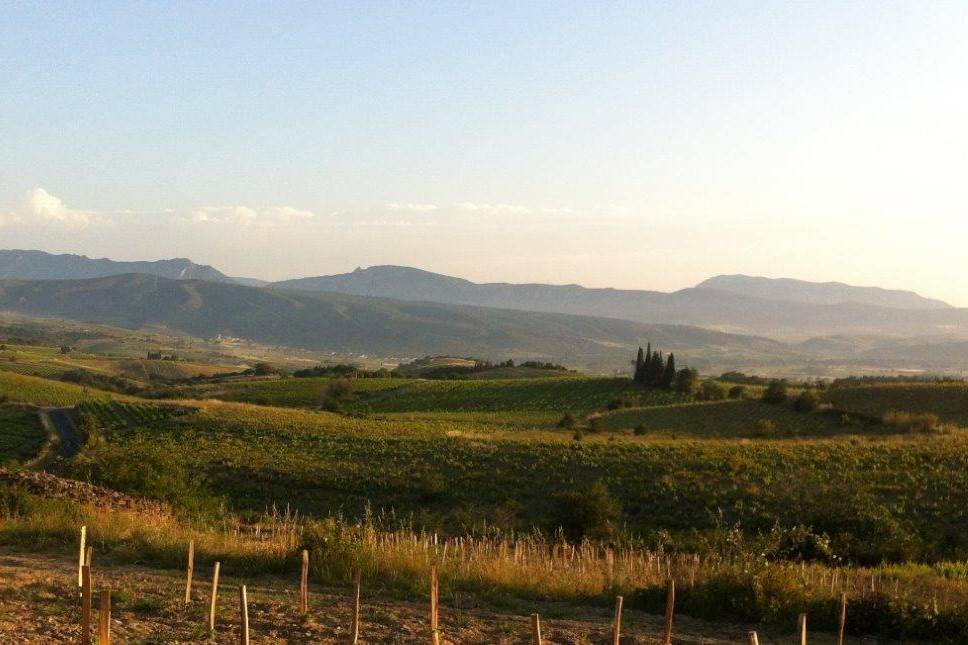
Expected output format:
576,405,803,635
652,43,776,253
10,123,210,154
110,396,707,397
632,343,679,389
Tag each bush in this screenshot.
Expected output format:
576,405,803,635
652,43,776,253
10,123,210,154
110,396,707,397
697,381,727,401
728,385,746,399
764,523,839,564
586,416,606,433
762,379,788,404
317,379,355,412
550,481,622,541
793,390,820,412
557,413,576,428
607,394,640,410
633,423,647,436
674,368,699,394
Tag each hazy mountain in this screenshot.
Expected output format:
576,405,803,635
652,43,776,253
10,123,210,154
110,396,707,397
696,274,950,309
0,250,231,283
231,277,270,287
272,266,966,340
0,274,790,372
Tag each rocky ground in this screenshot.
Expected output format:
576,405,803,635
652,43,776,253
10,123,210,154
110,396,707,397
0,547,865,644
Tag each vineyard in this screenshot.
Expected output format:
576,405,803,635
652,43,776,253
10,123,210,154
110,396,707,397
0,371,123,407
825,382,968,425
73,400,968,564
0,404,46,463
175,376,681,413
76,401,196,432
600,399,883,438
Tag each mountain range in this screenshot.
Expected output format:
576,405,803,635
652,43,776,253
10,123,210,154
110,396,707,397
0,250,230,283
271,266,962,340
1,250,967,373
0,274,788,372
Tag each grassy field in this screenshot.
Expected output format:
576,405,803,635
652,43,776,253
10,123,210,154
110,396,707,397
171,375,680,413
0,404,46,463
600,399,884,438
825,382,968,426
0,371,123,406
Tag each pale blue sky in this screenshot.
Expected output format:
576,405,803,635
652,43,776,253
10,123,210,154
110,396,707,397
2,1,967,302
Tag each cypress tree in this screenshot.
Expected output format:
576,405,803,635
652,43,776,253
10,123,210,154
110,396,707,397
634,347,645,382
662,353,676,389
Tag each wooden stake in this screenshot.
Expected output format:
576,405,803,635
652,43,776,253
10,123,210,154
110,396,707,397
239,585,250,645
85,545,93,568
531,613,542,645
351,570,361,644
208,562,221,632
299,549,309,615
79,564,92,645
662,578,675,645
611,595,623,645
98,589,111,645
184,540,195,604
430,565,440,645
747,631,760,645
78,525,87,588
798,612,808,645
837,593,847,645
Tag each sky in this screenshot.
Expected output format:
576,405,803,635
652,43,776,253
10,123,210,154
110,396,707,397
1,1,967,302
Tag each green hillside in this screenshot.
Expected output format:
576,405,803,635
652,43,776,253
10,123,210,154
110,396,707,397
0,274,790,371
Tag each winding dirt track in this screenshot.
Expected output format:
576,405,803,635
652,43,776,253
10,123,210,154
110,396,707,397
40,406,82,458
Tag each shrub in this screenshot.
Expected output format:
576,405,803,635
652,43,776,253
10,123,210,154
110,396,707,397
633,423,647,436
607,394,640,410
586,416,605,433
794,390,820,412
728,385,746,399
550,481,622,541
697,381,727,401
764,523,839,564
317,379,355,412
674,368,699,394
557,413,576,428
762,379,788,404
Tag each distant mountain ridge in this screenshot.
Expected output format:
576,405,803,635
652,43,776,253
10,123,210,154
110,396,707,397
271,266,962,340
0,274,789,371
696,274,950,309
0,250,232,283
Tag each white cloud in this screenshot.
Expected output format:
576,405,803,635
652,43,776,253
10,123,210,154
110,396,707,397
23,188,102,227
184,205,316,227
386,203,439,213
455,202,533,216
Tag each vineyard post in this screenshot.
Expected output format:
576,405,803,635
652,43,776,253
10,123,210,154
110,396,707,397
86,546,93,568
239,585,250,645
611,595,623,645
747,631,760,645
531,613,543,645
662,578,675,645
80,564,92,645
798,613,808,645
430,565,440,645
98,589,111,645
351,569,361,644
299,549,309,615
208,562,221,633
184,540,195,604
837,593,847,645
78,525,86,589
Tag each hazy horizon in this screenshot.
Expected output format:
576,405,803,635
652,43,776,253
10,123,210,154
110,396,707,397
3,2,967,303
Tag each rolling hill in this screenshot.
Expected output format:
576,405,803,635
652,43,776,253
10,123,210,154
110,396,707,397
696,274,950,309
0,249,231,283
272,266,967,340
0,274,791,371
